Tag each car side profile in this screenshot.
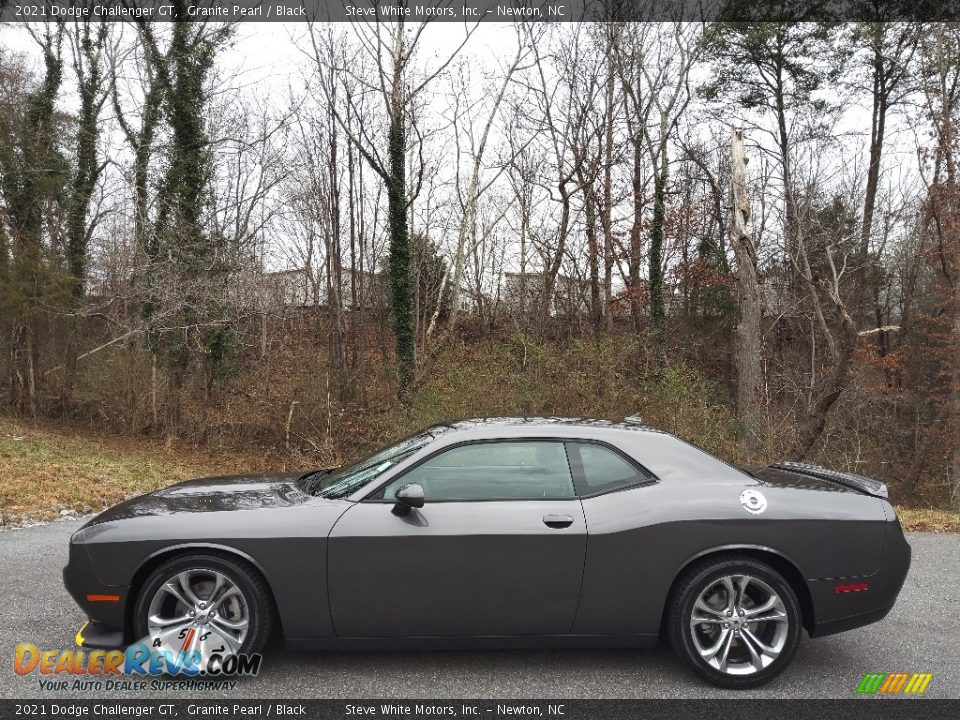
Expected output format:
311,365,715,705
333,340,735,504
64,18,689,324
64,417,911,688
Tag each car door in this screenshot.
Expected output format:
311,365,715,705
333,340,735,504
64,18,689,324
326,439,587,638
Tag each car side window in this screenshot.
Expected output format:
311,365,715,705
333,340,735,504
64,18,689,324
379,441,575,501
568,442,650,496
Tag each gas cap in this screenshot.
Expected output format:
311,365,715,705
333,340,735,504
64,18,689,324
739,489,768,514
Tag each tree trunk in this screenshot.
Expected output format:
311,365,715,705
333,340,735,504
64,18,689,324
541,176,572,326
629,135,644,334
729,128,764,454
649,145,668,363
585,188,601,337
794,309,857,458
952,294,960,510
387,104,414,399
602,43,615,332
772,51,799,285
861,31,894,356
326,78,346,375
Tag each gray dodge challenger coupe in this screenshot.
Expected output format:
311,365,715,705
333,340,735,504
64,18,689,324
64,417,910,688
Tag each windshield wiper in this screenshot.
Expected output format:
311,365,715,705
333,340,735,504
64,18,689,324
297,469,333,494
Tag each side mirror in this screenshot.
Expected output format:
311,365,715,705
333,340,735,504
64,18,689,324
392,483,425,516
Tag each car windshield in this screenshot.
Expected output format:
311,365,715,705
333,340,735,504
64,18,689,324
303,427,447,499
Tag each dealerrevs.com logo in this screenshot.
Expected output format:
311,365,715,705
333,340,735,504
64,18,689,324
14,641,262,679
857,672,934,695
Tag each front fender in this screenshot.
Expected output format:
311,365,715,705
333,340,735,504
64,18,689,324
65,500,351,640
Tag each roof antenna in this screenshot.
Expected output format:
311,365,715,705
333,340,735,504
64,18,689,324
624,414,644,426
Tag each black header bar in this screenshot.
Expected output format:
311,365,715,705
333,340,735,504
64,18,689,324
2,0,959,23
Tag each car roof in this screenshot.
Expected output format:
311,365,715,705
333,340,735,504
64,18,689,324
425,417,666,441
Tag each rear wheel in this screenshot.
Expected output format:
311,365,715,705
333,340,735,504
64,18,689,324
668,557,801,688
134,553,273,669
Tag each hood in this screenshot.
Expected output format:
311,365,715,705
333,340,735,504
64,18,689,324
83,471,325,527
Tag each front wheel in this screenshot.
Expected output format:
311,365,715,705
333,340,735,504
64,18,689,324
668,557,802,688
133,552,273,670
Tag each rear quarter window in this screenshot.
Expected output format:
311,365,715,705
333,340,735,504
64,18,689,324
567,442,651,496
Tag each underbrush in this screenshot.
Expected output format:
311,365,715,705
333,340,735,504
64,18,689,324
9,327,955,514
408,336,752,463
1,410,957,533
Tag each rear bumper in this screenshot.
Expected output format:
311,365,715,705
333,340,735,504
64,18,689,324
810,603,896,637
808,514,911,638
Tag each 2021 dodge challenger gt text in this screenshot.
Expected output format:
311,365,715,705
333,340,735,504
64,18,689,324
63,417,911,688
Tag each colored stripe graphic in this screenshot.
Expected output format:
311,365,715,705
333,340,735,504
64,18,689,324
907,674,934,694
890,673,909,693
858,672,933,695
857,673,885,693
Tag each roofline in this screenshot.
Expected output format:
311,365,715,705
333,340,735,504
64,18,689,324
427,417,665,436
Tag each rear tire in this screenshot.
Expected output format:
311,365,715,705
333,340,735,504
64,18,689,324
133,552,273,662
667,557,801,689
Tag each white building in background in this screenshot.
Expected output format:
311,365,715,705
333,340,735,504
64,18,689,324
259,266,387,310
502,271,591,317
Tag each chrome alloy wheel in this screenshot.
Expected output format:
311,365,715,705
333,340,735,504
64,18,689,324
689,574,789,676
146,569,249,663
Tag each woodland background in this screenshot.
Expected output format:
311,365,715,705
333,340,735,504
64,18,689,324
0,13,958,511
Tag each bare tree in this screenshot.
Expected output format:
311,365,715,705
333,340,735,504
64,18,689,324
617,23,700,354
308,10,477,400
425,24,530,350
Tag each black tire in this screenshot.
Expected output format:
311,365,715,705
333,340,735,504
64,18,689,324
667,556,802,689
133,552,274,657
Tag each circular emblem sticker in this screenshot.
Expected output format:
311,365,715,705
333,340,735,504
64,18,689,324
740,489,768,514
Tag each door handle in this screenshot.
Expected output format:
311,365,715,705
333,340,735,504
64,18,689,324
543,514,574,529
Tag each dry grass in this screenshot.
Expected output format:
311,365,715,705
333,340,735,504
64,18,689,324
896,508,960,534
2,413,959,534
0,416,266,524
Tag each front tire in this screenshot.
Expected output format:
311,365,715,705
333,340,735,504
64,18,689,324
668,557,801,689
134,552,273,667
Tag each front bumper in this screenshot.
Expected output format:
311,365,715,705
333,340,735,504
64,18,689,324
63,540,129,637
808,514,912,638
